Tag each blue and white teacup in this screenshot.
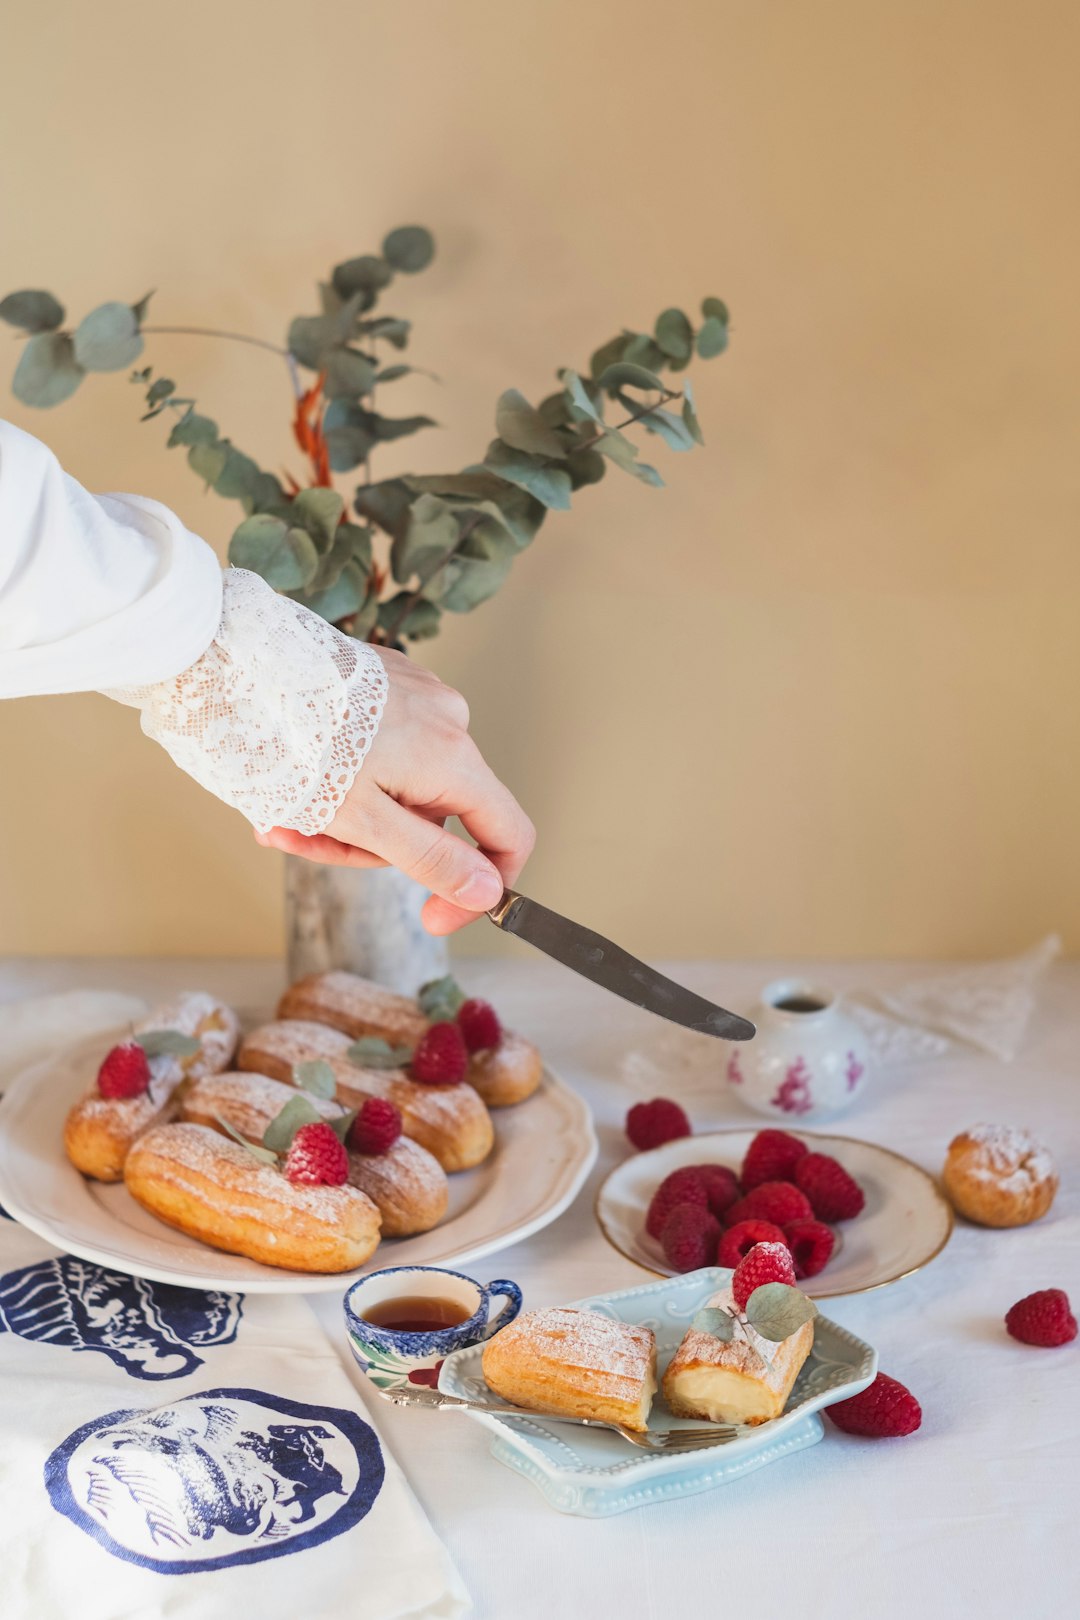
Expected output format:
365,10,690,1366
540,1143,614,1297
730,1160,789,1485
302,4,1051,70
343,1265,522,1391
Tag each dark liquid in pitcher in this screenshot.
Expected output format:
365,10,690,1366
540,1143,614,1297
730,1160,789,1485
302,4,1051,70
775,995,827,1013
362,1296,471,1333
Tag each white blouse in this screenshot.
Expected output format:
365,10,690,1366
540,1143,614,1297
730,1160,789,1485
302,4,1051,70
0,420,387,833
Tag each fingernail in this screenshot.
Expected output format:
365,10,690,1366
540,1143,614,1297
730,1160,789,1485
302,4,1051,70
453,869,503,908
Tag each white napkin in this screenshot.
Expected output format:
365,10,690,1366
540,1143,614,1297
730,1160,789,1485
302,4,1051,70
0,993,469,1620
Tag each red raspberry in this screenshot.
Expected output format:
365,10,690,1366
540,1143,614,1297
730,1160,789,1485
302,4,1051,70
731,1241,797,1311
794,1153,865,1220
1005,1289,1077,1347
456,998,502,1053
348,1097,402,1156
97,1041,151,1100
625,1097,691,1152
740,1129,808,1191
784,1218,836,1279
725,1180,813,1229
411,1022,468,1085
661,1204,722,1273
283,1121,350,1186
826,1373,922,1437
645,1167,709,1239
688,1163,741,1219
717,1219,789,1269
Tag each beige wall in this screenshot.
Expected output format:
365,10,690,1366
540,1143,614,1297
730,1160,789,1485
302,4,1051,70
1,0,1078,960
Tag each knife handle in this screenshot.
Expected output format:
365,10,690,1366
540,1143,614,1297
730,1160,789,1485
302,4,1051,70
487,889,525,928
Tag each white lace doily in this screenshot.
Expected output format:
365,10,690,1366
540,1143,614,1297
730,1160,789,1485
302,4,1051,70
107,568,388,834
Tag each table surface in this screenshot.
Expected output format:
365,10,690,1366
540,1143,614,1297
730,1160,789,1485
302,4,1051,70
2,955,1077,1620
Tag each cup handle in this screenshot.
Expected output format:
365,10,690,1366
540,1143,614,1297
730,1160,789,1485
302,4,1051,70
482,1279,522,1338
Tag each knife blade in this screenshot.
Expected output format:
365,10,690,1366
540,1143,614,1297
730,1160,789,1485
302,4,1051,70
486,890,755,1042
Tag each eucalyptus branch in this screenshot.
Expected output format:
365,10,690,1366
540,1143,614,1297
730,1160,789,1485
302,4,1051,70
141,325,289,358
573,387,683,454
379,512,485,645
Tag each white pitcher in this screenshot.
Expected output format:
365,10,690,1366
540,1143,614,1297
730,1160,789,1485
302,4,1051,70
727,979,871,1122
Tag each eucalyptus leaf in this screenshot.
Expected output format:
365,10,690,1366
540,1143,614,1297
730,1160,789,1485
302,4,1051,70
376,593,441,643
0,289,64,332
325,414,376,471
188,441,228,489
369,411,436,442
595,431,664,487
383,225,435,273
262,1093,326,1154
440,549,514,612
637,406,696,452
293,1059,337,1099
331,255,393,303
589,332,632,381
654,307,694,363
228,514,319,590
135,1029,201,1059
621,334,668,374
476,441,572,511
361,316,410,350
597,360,665,395
327,1108,359,1145
681,377,704,446
146,376,175,407
375,364,411,383
495,388,568,459
302,560,370,624
697,316,728,359
691,1306,735,1341
562,370,603,424
214,447,266,503
390,494,459,586
287,314,339,370
418,976,466,1019
566,447,607,488
324,347,377,399
131,290,154,325
353,478,413,537
292,486,345,549
702,297,730,324
744,1283,818,1343
167,410,218,448
348,594,380,642
346,1036,413,1069
12,332,83,407
73,303,144,371
215,1114,279,1165
312,524,359,590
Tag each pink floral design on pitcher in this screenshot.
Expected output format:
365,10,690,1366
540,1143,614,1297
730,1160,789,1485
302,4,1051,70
771,1057,814,1115
727,1052,744,1085
845,1051,865,1091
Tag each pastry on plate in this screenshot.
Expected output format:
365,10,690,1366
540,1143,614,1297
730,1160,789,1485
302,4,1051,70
662,1288,814,1425
238,1019,494,1173
481,1307,657,1432
63,992,241,1183
279,970,543,1107
182,1070,449,1236
942,1123,1058,1227
124,1121,381,1274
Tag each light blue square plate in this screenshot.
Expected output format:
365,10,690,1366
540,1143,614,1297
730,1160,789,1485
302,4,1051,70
438,1267,877,1516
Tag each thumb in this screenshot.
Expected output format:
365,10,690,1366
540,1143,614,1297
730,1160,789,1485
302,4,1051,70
366,799,504,919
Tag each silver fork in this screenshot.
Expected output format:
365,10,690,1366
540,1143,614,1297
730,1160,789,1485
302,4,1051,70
375,1384,750,1450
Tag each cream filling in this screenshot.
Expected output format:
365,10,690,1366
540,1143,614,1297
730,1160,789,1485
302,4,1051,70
668,1366,778,1424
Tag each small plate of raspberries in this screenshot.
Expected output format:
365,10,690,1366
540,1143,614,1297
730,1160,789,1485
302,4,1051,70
599,1119,954,1298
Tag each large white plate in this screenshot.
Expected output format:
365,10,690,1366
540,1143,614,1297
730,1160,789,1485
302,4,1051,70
596,1129,952,1298
438,1268,877,1516
0,1032,597,1294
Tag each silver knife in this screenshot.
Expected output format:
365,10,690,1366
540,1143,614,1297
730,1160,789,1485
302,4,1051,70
487,890,755,1042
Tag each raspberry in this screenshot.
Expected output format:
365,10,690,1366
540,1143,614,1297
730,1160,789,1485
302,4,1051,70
283,1121,350,1186
688,1163,741,1219
794,1153,865,1220
717,1219,789,1269
784,1218,835,1278
725,1180,813,1229
97,1041,151,1100
740,1129,808,1191
645,1167,709,1239
661,1204,722,1273
1005,1289,1077,1347
826,1373,922,1437
457,998,502,1053
625,1097,691,1152
411,1022,468,1085
348,1097,402,1156
731,1241,796,1311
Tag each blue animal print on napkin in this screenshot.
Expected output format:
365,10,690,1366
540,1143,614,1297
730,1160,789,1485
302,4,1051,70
0,1257,242,1380
45,1388,384,1572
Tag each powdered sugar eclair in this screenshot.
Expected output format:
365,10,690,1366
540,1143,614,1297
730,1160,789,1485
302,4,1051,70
279,971,542,1106
63,992,242,1183
238,1019,494,1173
124,1121,381,1274
182,1070,449,1236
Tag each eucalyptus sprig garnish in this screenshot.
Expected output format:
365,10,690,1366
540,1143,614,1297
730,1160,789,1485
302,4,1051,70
346,1036,413,1070
692,1284,818,1347
292,1058,337,1099
135,1028,201,1059
417,974,466,1024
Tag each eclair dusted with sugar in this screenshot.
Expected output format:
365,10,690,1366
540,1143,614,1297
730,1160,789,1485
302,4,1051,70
124,1122,381,1274
278,971,543,1107
182,1070,449,1237
237,1019,494,1173
63,992,241,1183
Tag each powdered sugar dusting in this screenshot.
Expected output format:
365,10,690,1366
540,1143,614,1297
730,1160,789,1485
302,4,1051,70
961,1123,1055,1188
133,1122,366,1224
497,1308,653,1398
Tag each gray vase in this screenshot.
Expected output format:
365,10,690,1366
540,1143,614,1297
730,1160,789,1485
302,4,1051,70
284,858,449,995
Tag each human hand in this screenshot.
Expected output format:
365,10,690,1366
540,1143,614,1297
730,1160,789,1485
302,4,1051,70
255,647,535,935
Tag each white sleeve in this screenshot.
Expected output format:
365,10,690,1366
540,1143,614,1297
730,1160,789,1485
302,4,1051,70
0,420,388,834
0,419,223,696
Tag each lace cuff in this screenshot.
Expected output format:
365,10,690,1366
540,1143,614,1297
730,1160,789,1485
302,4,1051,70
106,568,388,835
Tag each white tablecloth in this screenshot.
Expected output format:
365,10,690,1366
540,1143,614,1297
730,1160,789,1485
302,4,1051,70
2,955,1077,1620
